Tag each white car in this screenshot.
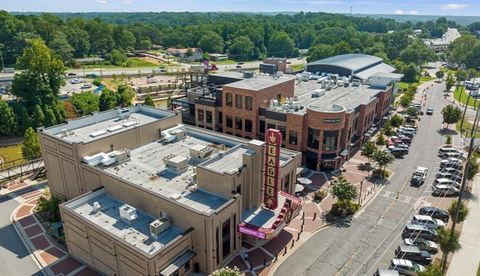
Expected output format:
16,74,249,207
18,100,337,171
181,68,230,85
440,158,462,168
433,178,460,189
390,259,425,276
412,215,445,229
432,184,460,197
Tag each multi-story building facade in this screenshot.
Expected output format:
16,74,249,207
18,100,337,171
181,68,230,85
187,54,403,171
39,105,302,275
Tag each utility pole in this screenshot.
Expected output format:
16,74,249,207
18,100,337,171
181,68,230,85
445,97,480,270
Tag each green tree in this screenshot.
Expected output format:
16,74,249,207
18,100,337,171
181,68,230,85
71,91,100,116
448,200,469,223
15,105,32,134
402,63,418,83
144,94,155,106
13,38,65,104
198,31,224,53
446,74,455,91
448,34,478,64
49,32,74,63
400,95,413,109
441,104,462,128
445,135,452,145
99,89,118,111
389,114,404,127
21,127,41,159
113,26,136,51
438,228,460,272
406,106,418,117
376,132,386,146
465,157,479,181
373,149,395,177
0,100,17,136
44,108,57,127
32,104,45,128
117,85,135,107
361,141,377,164
268,31,295,57
417,264,443,276
330,177,357,202
307,44,335,62
230,36,254,61
106,49,127,66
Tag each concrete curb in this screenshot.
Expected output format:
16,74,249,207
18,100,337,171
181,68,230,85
10,204,49,276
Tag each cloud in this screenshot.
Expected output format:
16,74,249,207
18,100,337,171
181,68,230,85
409,10,418,15
395,9,419,15
395,9,404,14
96,0,107,3
441,4,467,10
121,0,133,3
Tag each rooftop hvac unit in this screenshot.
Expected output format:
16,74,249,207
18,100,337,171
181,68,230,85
109,149,131,163
122,121,138,128
119,204,138,224
90,130,107,138
118,109,130,120
61,129,68,138
189,145,214,159
150,218,170,237
243,71,254,78
107,125,123,132
162,154,189,173
170,128,186,140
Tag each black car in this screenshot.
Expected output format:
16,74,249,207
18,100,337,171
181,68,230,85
426,108,434,115
419,207,450,223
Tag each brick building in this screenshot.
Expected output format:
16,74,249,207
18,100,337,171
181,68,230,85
186,54,403,171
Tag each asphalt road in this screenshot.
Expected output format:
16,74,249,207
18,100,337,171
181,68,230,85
275,82,450,276
0,193,42,276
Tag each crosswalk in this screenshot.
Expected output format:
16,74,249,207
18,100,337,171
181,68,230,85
379,190,416,204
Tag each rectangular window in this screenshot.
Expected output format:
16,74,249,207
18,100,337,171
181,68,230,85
222,219,231,259
235,117,243,130
235,94,242,109
218,111,223,124
197,109,204,122
226,93,233,106
245,96,253,111
226,116,233,128
323,130,338,151
307,127,320,149
245,119,253,132
259,120,266,134
206,110,212,124
289,130,298,145
278,126,286,141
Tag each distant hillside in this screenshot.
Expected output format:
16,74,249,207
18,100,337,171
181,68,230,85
353,14,480,26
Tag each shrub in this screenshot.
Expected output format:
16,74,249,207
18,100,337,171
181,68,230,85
93,78,102,87
446,135,452,145
313,190,327,202
329,200,360,218
36,189,61,223
376,132,386,145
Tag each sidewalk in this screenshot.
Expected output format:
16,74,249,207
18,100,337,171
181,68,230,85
447,176,480,276
4,179,98,276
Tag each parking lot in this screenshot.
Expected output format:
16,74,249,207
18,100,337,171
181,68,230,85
59,77,99,98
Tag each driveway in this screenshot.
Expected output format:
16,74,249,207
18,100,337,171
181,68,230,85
275,81,451,275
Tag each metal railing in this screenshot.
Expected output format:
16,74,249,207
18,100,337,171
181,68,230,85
0,157,44,183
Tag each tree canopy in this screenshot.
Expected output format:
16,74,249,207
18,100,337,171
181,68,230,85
441,104,462,127
21,127,41,159
330,177,357,202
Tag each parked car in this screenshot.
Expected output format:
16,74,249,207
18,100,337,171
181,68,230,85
411,215,446,229
375,268,400,276
66,72,77,77
444,151,465,160
411,167,428,186
432,184,460,197
426,108,434,115
390,147,408,157
436,172,462,183
442,167,463,176
390,259,425,276
433,178,460,189
394,245,432,265
81,83,92,89
419,207,449,223
402,224,439,242
396,143,410,150
438,146,458,157
440,158,463,169
404,238,439,254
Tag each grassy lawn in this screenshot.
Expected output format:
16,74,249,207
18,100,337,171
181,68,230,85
126,57,158,67
0,144,23,164
454,86,480,110
212,59,237,65
290,63,305,71
102,77,128,91
419,76,433,84
456,119,480,138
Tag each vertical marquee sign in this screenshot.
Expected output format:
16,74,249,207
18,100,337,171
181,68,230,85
264,129,282,210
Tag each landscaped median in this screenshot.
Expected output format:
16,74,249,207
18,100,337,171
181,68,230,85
453,86,480,110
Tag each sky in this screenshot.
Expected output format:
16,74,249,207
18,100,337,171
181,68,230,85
0,0,478,16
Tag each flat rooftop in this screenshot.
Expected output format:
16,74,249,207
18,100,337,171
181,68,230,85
64,189,185,256
267,80,385,115
96,127,245,214
43,105,175,144
223,74,294,91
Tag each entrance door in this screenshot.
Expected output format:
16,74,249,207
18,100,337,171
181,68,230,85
305,151,318,170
